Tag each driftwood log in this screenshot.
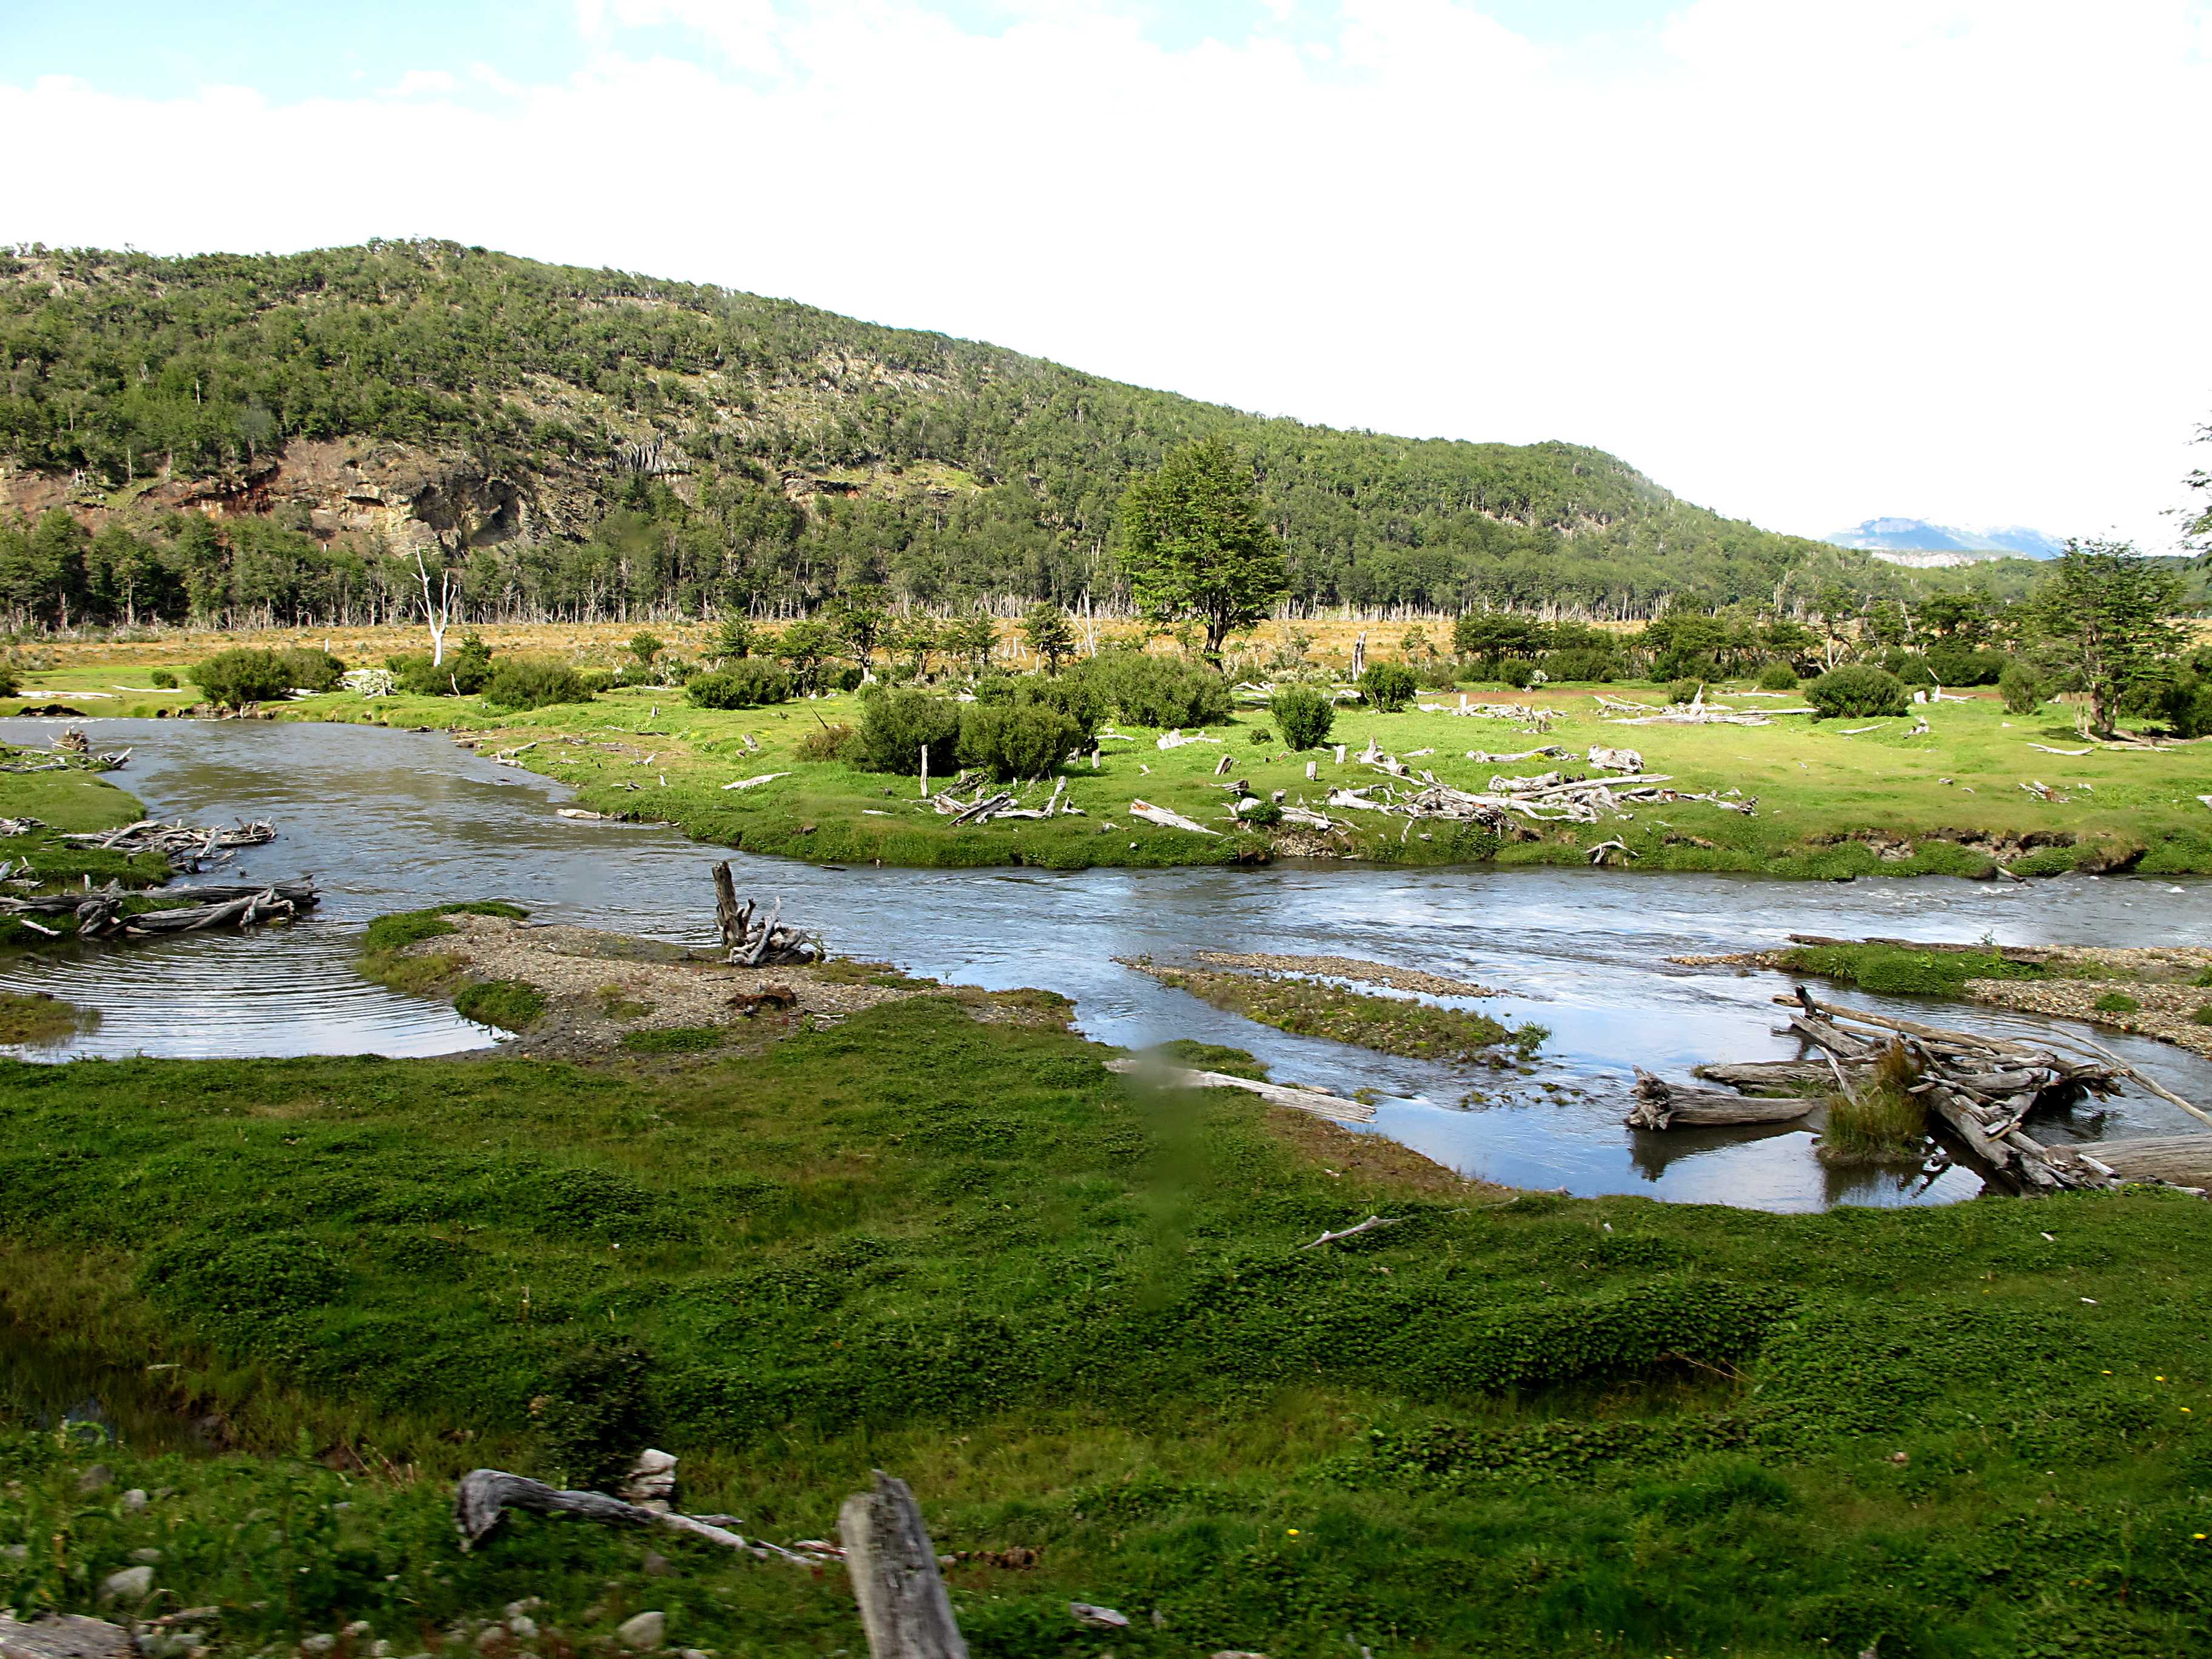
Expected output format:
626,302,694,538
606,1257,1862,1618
839,1471,968,1659
1,877,318,938
1626,1068,1814,1130
454,1467,771,1558
1103,1055,1374,1123
710,862,820,966
56,819,275,873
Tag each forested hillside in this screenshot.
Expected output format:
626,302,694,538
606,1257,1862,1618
0,239,1874,629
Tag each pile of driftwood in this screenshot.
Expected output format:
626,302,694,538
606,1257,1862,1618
1629,983,2204,1195
1418,698,1559,730
1595,688,1809,727
931,774,1082,825
0,733,131,773
58,819,276,872
710,862,821,965
0,878,319,939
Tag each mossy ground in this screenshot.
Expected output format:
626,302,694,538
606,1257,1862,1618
2,1000,2209,1655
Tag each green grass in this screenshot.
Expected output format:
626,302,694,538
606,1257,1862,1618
1817,1047,1930,1163
1152,1038,1272,1079
1138,962,1544,1062
1,1002,2208,1654
2094,991,2143,1014
251,675,2212,878
0,751,180,949
452,978,548,1032
618,1025,727,1053
357,902,533,1003
1777,943,2048,998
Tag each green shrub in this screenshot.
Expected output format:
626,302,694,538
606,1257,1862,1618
1359,661,1419,712
1666,677,1703,705
453,978,546,1031
628,630,665,665
0,660,18,698
1248,726,1274,745
1152,1039,1269,1079
712,617,754,660
148,668,177,689
1071,649,1232,728
1819,1045,1928,1163
2191,1004,2212,1026
1756,661,1799,691
1889,653,1938,686
959,700,1086,781
1269,685,1336,751
1999,660,2044,714
796,721,855,762
484,658,592,710
275,646,346,693
853,688,964,775
1925,645,2007,686
1495,657,1535,689
1541,647,1618,683
189,648,292,708
1239,800,1284,826
688,659,793,709
2092,992,2140,1014
1806,665,1910,720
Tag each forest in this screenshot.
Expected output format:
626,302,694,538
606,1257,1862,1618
0,239,1895,631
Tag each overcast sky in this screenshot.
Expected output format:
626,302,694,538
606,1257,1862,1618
5,1,2208,549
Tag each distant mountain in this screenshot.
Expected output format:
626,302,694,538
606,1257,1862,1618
1825,517,2065,562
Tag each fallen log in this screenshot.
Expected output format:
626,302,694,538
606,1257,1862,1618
1128,799,1219,835
1103,1055,1373,1123
1627,1068,1815,1129
1692,1058,1865,1093
454,1467,767,1558
1301,1214,1404,1248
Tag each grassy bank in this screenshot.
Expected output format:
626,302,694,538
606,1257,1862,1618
0,748,178,950
2,999,2210,1654
10,631,2212,877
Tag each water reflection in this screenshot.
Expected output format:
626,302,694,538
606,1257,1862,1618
5,716,2210,1214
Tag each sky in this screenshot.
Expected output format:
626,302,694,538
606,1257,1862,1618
4,0,2208,550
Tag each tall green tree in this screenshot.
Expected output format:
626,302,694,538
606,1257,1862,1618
1021,602,1075,675
1117,437,1284,661
2031,540,2188,734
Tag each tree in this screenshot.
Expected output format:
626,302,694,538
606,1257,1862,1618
712,617,753,663
2184,418,2210,551
772,617,839,694
414,548,459,666
2031,540,2188,735
1814,582,1860,669
628,630,665,666
949,612,997,673
832,587,888,677
1118,437,1284,662
1022,603,1075,675
885,617,939,677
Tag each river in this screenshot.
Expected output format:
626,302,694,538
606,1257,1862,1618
7,715,2211,1215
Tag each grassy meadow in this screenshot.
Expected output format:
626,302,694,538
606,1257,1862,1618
8,622,2211,877
2,998,2210,1655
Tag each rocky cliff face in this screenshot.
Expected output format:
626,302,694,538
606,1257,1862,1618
0,435,608,554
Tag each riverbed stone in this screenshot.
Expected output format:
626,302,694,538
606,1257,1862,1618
298,1637,337,1658
96,1566,153,1604
120,1490,147,1512
615,1612,665,1651
75,1465,113,1496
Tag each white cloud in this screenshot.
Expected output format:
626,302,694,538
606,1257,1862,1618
386,69,460,96
4,0,2207,547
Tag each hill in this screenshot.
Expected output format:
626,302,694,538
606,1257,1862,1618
1826,517,2065,563
0,240,1875,629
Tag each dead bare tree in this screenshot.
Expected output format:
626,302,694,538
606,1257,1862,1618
413,548,460,666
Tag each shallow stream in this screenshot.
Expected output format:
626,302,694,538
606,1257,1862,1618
7,715,2212,1215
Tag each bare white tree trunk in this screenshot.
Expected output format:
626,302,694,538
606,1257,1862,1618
414,549,458,666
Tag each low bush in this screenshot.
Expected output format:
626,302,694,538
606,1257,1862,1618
1756,661,1799,691
1925,645,2008,687
853,688,964,775
1889,654,1938,686
1073,649,1232,728
0,660,18,698
795,722,855,762
1541,647,1618,684
2092,992,2141,1014
621,1026,728,1053
1238,800,1284,826
1248,726,1274,746
452,978,547,1031
1269,685,1336,751
959,700,1086,781
189,648,293,708
1999,660,2045,714
1806,665,1910,720
148,668,178,689
1494,657,1535,689
688,659,793,709
2193,1004,2212,1026
1359,661,1419,713
1666,678,1703,705
484,659,592,710
1778,942,2041,997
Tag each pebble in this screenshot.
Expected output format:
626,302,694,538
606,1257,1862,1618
472,1629,508,1654
121,1489,149,1512
617,1611,666,1651
342,1623,375,1641
99,1564,155,1603
78,1464,116,1495
300,1637,338,1658
506,1618,537,1642
129,1548,162,1564
640,1550,672,1577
